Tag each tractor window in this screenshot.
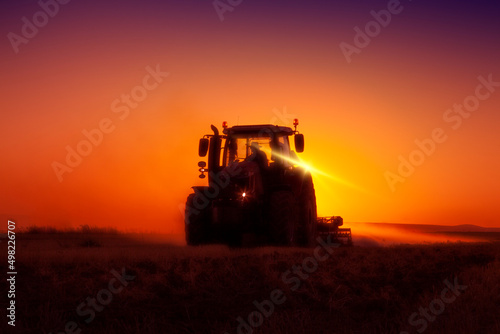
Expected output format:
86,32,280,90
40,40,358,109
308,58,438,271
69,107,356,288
223,134,292,167
272,135,291,166
224,135,272,167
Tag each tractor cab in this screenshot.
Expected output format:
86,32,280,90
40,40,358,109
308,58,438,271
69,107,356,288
197,120,304,180
222,124,296,169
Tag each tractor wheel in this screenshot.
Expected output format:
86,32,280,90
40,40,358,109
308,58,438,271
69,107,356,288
185,194,208,245
269,190,296,245
297,177,318,247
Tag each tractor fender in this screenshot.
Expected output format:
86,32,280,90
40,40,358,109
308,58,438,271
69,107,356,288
298,172,314,196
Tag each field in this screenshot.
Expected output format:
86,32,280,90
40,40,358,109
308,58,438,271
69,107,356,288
2,231,500,334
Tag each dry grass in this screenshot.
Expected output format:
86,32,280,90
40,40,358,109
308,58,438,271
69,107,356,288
2,232,499,334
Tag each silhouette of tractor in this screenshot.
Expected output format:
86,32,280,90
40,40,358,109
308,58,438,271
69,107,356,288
184,120,352,246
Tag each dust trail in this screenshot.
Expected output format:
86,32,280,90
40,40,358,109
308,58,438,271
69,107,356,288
346,223,487,247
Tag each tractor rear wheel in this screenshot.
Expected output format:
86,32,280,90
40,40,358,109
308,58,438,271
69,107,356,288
297,177,318,247
185,193,208,245
269,190,296,246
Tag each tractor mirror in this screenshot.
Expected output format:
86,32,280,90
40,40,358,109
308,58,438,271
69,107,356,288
199,138,209,157
294,134,304,153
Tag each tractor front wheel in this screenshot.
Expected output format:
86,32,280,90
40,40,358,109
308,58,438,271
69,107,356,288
185,194,209,245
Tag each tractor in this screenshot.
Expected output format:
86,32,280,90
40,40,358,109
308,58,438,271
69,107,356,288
184,119,351,246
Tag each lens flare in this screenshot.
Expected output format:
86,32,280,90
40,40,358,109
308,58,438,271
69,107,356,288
261,147,368,194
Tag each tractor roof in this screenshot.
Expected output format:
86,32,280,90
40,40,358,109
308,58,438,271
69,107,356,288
223,124,294,136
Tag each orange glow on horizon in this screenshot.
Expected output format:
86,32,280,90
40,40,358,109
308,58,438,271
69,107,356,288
1,1,498,234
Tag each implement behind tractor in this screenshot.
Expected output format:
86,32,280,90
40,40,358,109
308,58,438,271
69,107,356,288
184,119,352,246
317,216,352,246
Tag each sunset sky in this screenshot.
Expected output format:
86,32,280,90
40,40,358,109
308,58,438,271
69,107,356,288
1,0,499,233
